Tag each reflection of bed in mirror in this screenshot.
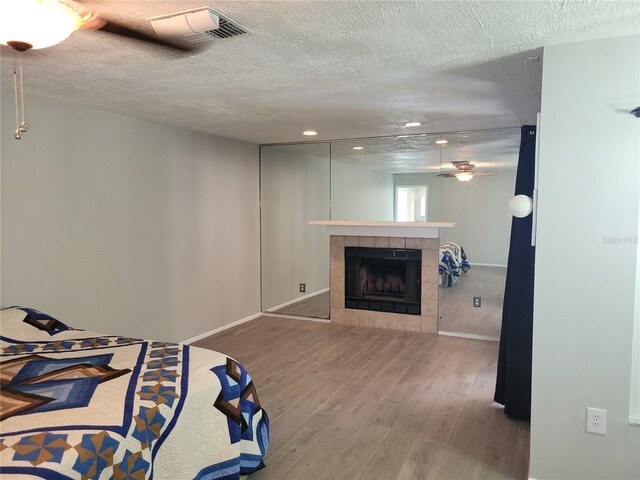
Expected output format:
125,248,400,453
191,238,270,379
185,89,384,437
439,241,471,287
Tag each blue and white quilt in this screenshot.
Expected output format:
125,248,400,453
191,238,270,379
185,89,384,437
0,307,269,480
439,242,471,287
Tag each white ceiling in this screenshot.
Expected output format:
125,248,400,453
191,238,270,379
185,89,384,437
1,1,639,145
330,127,521,173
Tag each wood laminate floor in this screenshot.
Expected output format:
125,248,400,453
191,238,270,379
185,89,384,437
439,266,506,340
270,291,330,319
194,316,529,480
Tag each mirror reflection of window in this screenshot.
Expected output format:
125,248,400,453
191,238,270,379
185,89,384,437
395,186,428,222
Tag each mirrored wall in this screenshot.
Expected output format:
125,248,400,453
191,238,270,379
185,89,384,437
260,128,520,338
260,143,331,318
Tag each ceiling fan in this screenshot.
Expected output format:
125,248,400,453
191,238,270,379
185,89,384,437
438,161,496,182
0,1,230,139
0,0,216,54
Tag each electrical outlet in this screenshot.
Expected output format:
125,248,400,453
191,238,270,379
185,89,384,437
299,283,306,293
473,296,481,307
586,407,607,435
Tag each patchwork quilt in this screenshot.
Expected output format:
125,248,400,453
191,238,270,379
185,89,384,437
0,307,269,480
439,241,471,287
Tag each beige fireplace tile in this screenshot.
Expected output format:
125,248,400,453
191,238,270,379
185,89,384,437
373,237,390,248
330,236,345,261
344,309,358,326
330,307,344,324
372,313,388,329
406,237,422,249
331,277,344,294
422,249,439,267
331,259,344,279
389,237,406,248
359,236,374,247
423,264,439,284
345,236,359,247
358,310,373,328
422,298,438,318
403,315,422,332
421,283,438,304
330,235,345,250
422,238,439,250
330,290,343,309
421,315,438,333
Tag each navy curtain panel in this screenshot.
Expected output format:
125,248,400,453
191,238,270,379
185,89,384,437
494,125,537,420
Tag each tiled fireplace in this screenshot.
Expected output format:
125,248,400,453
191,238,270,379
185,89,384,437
329,235,439,332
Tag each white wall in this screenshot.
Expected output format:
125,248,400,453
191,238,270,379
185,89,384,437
531,35,640,480
260,144,330,311
1,94,261,343
331,161,394,221
395,171,515,266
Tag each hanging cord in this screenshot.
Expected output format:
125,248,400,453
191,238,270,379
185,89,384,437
13,51,21,139
18,52,28,133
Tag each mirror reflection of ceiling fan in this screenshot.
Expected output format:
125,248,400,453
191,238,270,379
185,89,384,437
438,161,496,182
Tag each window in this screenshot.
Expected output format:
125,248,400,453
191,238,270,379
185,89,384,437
395,185,428,222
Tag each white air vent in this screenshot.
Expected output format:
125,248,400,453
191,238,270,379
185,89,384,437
184,12,249,44
149,7,248,45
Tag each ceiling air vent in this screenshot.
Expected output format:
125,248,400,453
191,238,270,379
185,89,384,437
184,11,249,44
150,7,249,45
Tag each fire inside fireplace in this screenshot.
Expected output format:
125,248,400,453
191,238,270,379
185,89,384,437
345,247,421,315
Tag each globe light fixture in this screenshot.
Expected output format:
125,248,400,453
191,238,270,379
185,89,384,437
0,0,82,51
508,195,533,218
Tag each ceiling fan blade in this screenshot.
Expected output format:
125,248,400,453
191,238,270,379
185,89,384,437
473,173,497,176
437,173,457,177
97,18,197,53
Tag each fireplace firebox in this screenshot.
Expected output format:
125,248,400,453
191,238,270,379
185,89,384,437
345,247,421,315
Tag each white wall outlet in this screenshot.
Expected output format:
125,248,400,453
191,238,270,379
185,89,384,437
586,407,607,435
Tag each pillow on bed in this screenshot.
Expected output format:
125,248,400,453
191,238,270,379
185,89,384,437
15,307,71,335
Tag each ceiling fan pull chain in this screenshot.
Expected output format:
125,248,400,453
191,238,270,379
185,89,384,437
12,51,21,140
18,52,29,134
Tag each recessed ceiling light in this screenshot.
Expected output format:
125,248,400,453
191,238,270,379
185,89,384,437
435,139,448,145
404,121,422,127
302,130,317,136
352,146,364,150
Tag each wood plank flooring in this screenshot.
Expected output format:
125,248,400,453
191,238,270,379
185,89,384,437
194,316,529,480
439,266,507,339
270,291,330,319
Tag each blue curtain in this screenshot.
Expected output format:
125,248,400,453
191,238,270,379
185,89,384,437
494,125,537,420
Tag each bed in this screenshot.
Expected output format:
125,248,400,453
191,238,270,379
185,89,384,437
0,307,269,480
439,241,471,287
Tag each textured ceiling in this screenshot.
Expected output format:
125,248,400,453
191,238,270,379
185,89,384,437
267,127,520,174
1,1,639,144
331,127,521,173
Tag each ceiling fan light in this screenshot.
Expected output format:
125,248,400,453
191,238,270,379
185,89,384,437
455,171,474,182
0,0,82,50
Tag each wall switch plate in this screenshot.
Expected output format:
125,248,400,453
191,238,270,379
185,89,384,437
473,296,481,307
586,407,607,435
299,283,306,293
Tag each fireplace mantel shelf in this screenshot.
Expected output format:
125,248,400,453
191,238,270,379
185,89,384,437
309,220,455,238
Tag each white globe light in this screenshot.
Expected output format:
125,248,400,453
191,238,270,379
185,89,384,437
0,0,82,50
508,195,533,218
455,171,474,182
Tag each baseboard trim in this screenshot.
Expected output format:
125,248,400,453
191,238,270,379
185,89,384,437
262,312,330,323
181,312,263,344
469,263,508,268
265,288,330,313
438,330,500,342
